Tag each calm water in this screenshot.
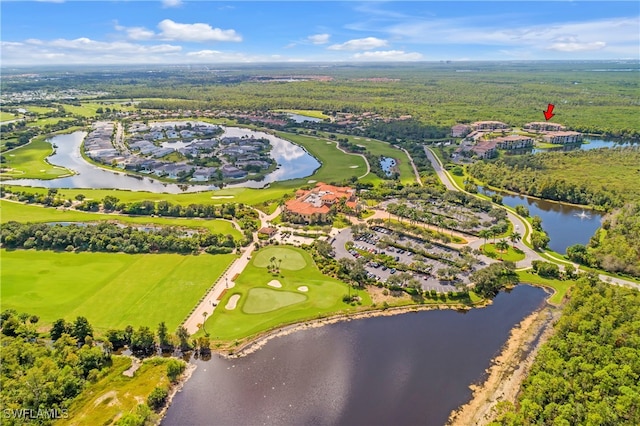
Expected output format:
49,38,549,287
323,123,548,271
380,156,396,177
164,285,547,426
481,187,603,253
521,137,639,154
4,128,320,193
287,113,323,123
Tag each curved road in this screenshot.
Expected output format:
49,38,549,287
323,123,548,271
424,147,639,290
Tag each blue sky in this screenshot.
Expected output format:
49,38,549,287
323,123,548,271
1,1,638,65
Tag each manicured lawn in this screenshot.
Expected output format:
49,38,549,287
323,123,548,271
1,249,236,332
242,288,308,314
518,271,573,305
342,135,417,184
25,106,57,115
0,135,73,179
481,243,526,262
274,131,368,184
252,247,307,270
26,117,75,128
204,246,371,342
0,200,242,239
0,111,17,121
59,356,171,426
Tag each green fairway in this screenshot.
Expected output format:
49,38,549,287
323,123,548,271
0,135,73,179
204,246,371,342
0,200,242,238
61,101,137,118
274,131,368,183
342,135,417,184
26,117,75,128
242,288,308,314
252,246,307,270
0,111,17,121
25,106,57,115
1,250,236,332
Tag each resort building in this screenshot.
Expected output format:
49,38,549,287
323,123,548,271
470,140,498,159
524,122,565,132
451,124,471,138
471,121,509,131
283,183,357,224
493,135,534,149
543,131,583,144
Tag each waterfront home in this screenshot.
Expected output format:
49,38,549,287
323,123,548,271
524,122,565,132
471,140,497,159
221,164,248,179
471,121,509,131
493,135,534,149
543,131,583,144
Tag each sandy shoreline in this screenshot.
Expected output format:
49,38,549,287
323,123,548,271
447,305,560,425
160,363,197,420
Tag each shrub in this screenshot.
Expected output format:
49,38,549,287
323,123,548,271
147,386,168,411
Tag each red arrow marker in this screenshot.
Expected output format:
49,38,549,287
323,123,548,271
543,104,555,121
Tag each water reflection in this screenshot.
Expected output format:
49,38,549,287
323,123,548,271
163,285,547,426
4,127,320,193
481,187,603,253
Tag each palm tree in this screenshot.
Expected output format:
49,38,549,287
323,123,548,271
202,311,208,333
478,229,490,246
496,239,510,259
509,231,522,248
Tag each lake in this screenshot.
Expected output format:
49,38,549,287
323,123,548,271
380,156,396,177
163,285,547,426
481,187,604,253
4,127,320,193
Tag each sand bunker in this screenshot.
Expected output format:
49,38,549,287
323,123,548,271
268,280,282,288
225,294,241,310
307,180,317,183
349,165,359,168
298,286,309,292
211,196,234,199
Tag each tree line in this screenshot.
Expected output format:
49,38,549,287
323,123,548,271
0,222,236,255
494,277,640,425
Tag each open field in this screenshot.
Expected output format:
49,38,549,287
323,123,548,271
517,271,573,305
1,249,236,332
59,357,171,426
0,111,17,121
203,246,371,341
0,135,72,179
0,200,242,238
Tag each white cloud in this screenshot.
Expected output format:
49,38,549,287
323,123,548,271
353,50,423,61
547,41,606,52
328,37,387,51
162,0,183,8
157,19,242,42
308,34,330,45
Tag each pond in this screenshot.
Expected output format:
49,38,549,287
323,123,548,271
379,156,396,177
481,187,604,253
506,137,640,155
287,113,323,123
3,127,320,193
163,285,548,426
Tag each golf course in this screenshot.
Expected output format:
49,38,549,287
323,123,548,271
203,246,371,342
1,249,236,332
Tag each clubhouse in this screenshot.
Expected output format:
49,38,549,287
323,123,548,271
283,183,357,224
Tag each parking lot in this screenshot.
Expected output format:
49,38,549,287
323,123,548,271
332,228,475,293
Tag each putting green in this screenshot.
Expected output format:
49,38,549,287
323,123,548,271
242,288,307,314
252,247,307,270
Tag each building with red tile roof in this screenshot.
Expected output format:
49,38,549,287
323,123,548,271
283,182,357,224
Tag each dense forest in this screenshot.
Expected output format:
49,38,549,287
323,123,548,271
0,222,237,254
2,63,639,137
494,278,640,425
567,203,640,277
467,147,640,209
